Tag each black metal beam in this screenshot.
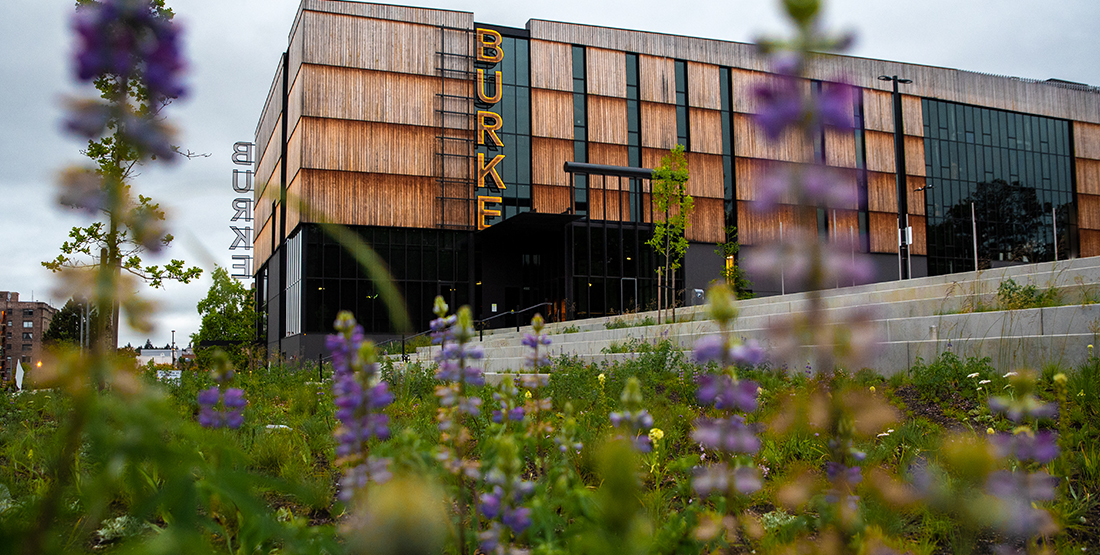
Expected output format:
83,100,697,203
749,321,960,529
563,161,654,179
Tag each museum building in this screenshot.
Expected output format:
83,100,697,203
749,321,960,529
251,0,1100,359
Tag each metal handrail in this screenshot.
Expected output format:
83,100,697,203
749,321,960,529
475,301,553,340
366,301,555,362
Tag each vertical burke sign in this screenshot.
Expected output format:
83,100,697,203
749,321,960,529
229,141,254,279
475,28,504,230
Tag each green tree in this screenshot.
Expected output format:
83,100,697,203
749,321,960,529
646,145,693,323
43,298,100,348
190,266,257,368
43,0,202,350
715,226,753,299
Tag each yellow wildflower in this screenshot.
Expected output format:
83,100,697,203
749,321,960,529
649,428,664,442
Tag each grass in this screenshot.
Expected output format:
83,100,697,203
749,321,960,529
2,346,1098,553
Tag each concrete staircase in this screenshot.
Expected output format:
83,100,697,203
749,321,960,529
395,257,1100,380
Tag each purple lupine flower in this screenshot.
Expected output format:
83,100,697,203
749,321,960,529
984,470,1058,541
692,415,761,454
693,463,762,497
327,311,393,500
72,0,186,100
753,77,803,140
610,377,656,452
697,374,759,413
479,438,535,554
990,430,1059,464
196,381,246,430
988,396,1057,423
825,462,863,485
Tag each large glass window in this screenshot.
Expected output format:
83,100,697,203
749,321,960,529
300,225,472,335
675,60,689,149
572,45,588,215
922,99,1076,274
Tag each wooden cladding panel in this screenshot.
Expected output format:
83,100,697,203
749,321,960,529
1077,194,1100,230
863,91,923,136
254,217,273,268
299,118,434,176
686,197,724,243
864,130,897,173
530,40,572,92
588,96,627,144
641,102,678,150
285,173,302,237
533,184,571,215
862,89,894,133
905,136,926,176
729,67,768,115
736,203,818,246
1076,122,1100,160
827,209,859,243
734,158,766,202
299,13,436,76
255,164,280,237
908,215,927,256
588,186,623,222
869,211,899,253
286,123,303,186
868,171,897,213
531,88,574,139
903,95,923,137
302,170,437,228
532,138,573,186
733,112,813,163
735,158,858,210
1077,159,1100,195
298,65,437,127
687,62,720,110
589,142,628,167
686,152,724,200
825,128,857,168
586,48,626,98
907,177,927,216
689,108,723,155
287,72,303,137
256,58,285,161
1080,229,1100,258
255,119,283,202
640,55,675,104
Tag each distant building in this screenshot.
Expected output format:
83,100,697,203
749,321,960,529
251,0,1100,360
0,291,59,384
136,348,182,367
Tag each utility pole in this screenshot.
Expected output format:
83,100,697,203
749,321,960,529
879,74,913,279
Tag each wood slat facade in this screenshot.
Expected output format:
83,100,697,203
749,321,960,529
251,0,1100,347
531,88,574,139
586,48,626,98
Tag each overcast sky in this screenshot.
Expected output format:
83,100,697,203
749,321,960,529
1,0,1097,348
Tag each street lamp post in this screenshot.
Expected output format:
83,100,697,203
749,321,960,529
879,74,913,279
171,330,176,367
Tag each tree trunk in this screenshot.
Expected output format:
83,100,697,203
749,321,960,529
655,270,660,324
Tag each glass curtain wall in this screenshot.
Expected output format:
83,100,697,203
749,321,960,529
922,99,1077,274
300,225,471,335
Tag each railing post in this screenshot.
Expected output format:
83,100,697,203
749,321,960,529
401,335,407,362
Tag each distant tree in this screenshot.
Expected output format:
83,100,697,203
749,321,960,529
43,0,202,351
191,266,257,368
43,298,99,348
646,145,693,323
715,226,754,299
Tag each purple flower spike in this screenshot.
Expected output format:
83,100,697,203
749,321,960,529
197,386,220,407
222,388,246,409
